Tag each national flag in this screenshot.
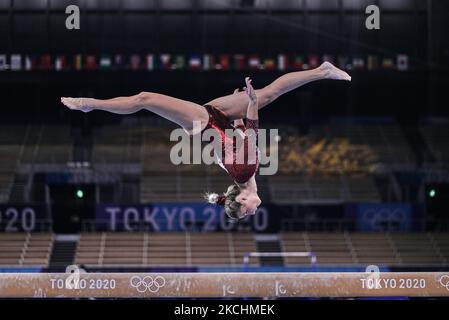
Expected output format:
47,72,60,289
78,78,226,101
397,54,408,71
85,55,97,70
219,54,230,71
308,55,320,69
233,54,245,70
74,54,83,70
99,54,112,70
292,55,304,70
202,54,214,71
40,54,52,70
145,54,154,70
54,55,67,71
248,55,260,70
367,55,379,70
174,55,185,70
24,55,37,71
0,54,7,71
352,57,365,70
113,54,123,70
130,54,141,70
277,54,288,71
382,57,395,70
10,54,22,71
160,54,171,70
262,57,275,71
188,54,201,70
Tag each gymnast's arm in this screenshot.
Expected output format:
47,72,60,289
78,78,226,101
243,77,259,165
244,77,258,122
231,88,246,130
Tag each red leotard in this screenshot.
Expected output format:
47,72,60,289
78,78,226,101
202,105,259,183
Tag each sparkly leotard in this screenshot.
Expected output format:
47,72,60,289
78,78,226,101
201,104,259,184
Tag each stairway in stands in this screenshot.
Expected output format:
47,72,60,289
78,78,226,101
8,174,28,203
401,124,436,166
373,173,400,202
48,235,79,270
255,234,284,266
72,126,93,163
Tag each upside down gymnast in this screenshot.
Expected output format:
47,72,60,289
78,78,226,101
61,61,351,221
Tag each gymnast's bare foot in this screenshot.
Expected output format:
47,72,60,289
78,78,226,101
60,97,93,112
319,61,351,81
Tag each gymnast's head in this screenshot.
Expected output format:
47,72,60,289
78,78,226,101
205,184,261,221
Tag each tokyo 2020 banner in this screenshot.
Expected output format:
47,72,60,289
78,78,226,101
95,202,422,232
95,203,276,232
0,205,47,232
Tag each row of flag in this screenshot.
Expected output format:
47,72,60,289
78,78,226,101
0,53,410,72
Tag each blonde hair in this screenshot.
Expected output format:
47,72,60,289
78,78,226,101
204,184,243,221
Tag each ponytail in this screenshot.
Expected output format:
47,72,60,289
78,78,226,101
204,192,226,206
204,185,243,221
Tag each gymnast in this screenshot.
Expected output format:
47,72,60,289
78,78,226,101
61,61,351,221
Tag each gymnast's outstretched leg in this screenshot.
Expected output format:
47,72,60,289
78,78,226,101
61,92,209,133
206,61,351,120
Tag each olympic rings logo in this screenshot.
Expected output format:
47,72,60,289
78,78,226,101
438,275,449,291
130,276,166,293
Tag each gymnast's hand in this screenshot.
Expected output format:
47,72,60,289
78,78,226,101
231,88,246,128
61,97,93,113
243,77,257,105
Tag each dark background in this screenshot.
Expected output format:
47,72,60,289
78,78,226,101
0,0,448,125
